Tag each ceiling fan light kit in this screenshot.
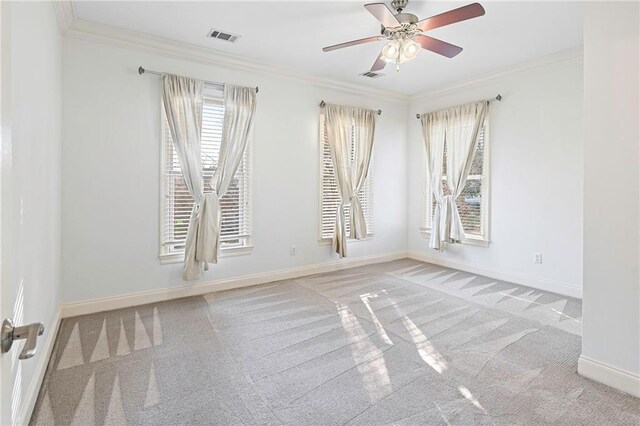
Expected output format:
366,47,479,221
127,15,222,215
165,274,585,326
322,0,486,73
381,32,422,71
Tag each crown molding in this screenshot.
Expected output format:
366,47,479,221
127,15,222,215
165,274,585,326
64,18,410,103
58,3,581,105
51,0,76,35
409,46,583,103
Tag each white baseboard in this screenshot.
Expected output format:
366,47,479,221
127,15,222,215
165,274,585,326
60,251,407,318
578,355,640,398
61,250,582,317
407,250,582,299
17,307,62,426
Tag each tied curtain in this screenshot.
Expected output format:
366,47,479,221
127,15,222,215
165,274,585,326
420,110,447,250
421,100,488,251
324,104,376,258
162,75,256,280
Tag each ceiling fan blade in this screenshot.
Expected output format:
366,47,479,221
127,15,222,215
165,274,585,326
416,3,485,32
364,3,400,28
415,35,463,58
370,53,387,72
322,35,381,52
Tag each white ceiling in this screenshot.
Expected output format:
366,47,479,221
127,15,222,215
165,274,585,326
73,1,583,95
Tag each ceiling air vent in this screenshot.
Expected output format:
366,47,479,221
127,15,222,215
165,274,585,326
360,71,384,78
207,28,240,43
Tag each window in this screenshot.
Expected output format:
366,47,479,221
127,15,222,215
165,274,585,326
161,85,251,260
423,125,489,243
319,113,374,240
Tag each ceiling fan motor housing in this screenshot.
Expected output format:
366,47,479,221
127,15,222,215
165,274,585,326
395,12,418,24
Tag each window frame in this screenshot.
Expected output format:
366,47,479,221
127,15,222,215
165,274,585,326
159,86,253,264
420,120,491,246
317,112,374,244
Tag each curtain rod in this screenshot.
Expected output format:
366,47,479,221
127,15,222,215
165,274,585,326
320,100,382,116
415,94,501,119
138,66,259,93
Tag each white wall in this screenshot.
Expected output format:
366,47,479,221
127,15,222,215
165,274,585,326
580,1,640,395
61,38,408,304
2,0,637,415
0,2,62,424
406,54,584,296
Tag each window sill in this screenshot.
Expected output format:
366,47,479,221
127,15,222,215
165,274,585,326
318,235,374,245
419,229,489,247
159,245,254,265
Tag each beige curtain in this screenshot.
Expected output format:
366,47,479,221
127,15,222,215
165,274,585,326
324,104,376,257
443,101,488,244
161,74,205,280
420,110,447,250
420,100,488,250
197,84,257,265
163,76,256,280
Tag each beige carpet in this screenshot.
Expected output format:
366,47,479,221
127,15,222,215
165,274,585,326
31,259,639,425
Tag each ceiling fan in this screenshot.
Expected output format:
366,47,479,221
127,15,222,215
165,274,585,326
322,0,485,72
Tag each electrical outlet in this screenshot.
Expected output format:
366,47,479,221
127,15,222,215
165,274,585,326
290,245,296,256
534,253,543,264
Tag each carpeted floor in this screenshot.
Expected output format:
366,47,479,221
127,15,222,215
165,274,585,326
31,259,639,425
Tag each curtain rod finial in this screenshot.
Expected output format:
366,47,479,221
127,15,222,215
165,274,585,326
320,100,326,108
377,109,382,116
496,94,502,101
138,66,145,75
416,113,420,119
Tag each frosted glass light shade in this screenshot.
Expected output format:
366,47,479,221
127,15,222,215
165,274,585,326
401,38,421,59
382,40,401,61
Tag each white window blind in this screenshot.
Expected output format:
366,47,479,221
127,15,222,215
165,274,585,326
161,86,251,257
319,113,374,240
424,126,489,241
